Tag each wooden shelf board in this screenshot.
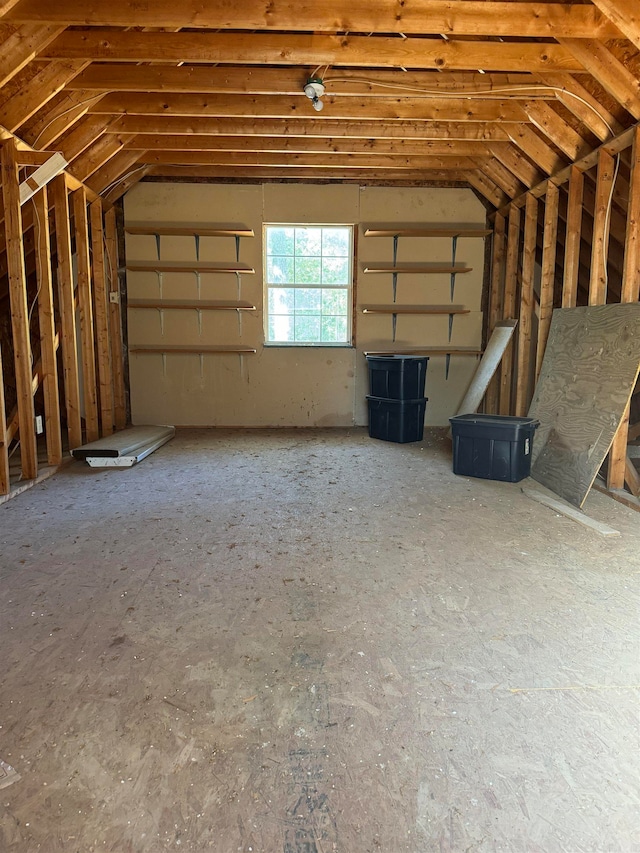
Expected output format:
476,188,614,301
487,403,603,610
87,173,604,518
364,348,482,356
363,228,492,238
126,223,254,237
363,265,472,274
130,345,257,354
126,261,255,274
361,304,470,315
128,299,256,311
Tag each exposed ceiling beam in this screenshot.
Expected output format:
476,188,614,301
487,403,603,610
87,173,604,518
481,158,525,199
589,0,640,51
0,59,89,132
507,125,567,175
536,73,623,142
142,165,472,183
490,144,544,189
101,165,152,204
125,135,497,157
524,101,592,161
85,147,144,196
558,38,640,120
465,170,509,208
55,115,114,162
0,22,64,88
66,64,542,98
88,93,529,124
21,89,105,149
68,133,133,182
42,30,586,74
5,1,621,39
134,150,484,171
110,116,511,141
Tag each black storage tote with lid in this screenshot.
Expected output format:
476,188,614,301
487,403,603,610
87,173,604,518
366,354,428,400
449,413,540,482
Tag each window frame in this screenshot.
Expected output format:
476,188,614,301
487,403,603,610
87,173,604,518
262,223,355,347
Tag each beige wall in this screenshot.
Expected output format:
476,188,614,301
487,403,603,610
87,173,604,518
124,182,487,427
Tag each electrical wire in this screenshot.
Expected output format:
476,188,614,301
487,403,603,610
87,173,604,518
27,199,43,366
603,153,621,291
322,76,615,136
32,94,105,149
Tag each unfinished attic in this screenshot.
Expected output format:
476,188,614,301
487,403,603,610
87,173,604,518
1,2,640,850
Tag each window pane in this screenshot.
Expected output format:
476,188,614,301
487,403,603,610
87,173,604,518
267,227,294,256
295,288,322,315
295,315,321,341
321,316,340,342
265,224,352,344
295,227,322,256
267,256,294,284
294,256,322,284
322,288,348,315
269,314,294,342
322,228,350,257
268,288,295,315
322,257,349,285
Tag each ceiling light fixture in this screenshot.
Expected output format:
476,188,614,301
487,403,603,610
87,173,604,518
304,77,325,112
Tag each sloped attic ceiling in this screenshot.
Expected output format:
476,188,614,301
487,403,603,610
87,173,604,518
0,0,639,210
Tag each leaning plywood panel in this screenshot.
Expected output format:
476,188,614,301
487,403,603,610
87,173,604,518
529,304,640,507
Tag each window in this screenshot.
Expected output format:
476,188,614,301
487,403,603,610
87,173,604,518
264,225,353,345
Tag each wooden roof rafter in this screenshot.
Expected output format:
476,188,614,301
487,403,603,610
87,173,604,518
0,1,638,207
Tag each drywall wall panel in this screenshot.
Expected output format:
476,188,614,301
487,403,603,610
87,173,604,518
125,182,487,427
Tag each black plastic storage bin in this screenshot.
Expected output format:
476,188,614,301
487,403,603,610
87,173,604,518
367,396,427,444
366,355,428,400
449,414,540,483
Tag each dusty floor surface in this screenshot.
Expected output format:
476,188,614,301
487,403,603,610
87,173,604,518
0,428,639,853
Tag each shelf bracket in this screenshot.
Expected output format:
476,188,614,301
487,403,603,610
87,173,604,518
155,232,161,261
195,233,200,261
392,234,398,303
162,353,167,378
197,308,202,336
392,312,398,342
445,352,451,380
199,353,204,379
448,312,454,342
450,235,458,301
235,234,241,263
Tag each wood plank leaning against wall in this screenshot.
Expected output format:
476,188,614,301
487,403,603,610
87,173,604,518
0,135,127,496
484,123,640,501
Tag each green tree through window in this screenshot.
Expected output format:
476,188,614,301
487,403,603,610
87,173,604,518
265,225,353,344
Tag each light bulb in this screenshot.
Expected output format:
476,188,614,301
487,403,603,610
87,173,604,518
312,97,324,112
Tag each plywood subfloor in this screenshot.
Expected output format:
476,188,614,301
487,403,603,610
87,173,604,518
0,429,639,852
